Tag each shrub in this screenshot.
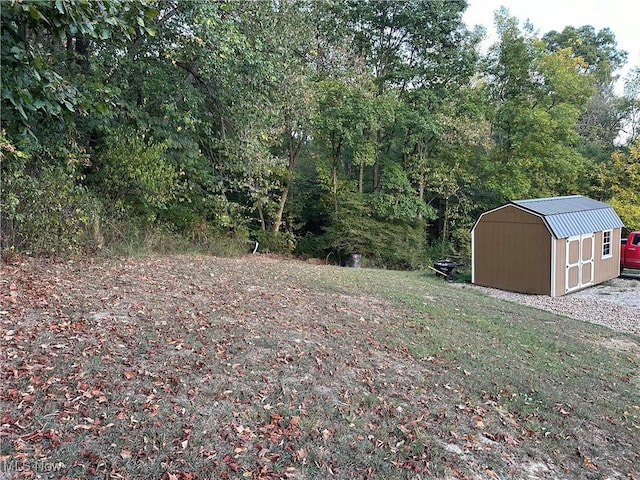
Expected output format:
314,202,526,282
97,217,250,258
94,130,177,219
1,138,103,255
295,234,326,259
322,194,428,269
252,230,295,254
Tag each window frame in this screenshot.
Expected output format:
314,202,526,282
601,229,613,259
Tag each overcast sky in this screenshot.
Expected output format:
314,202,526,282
463,0,639,92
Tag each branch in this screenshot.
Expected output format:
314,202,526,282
175,61,213,97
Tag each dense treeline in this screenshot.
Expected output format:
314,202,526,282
2,0,639,267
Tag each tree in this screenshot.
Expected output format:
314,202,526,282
543,26,629,159
247,0,317,234
596,139,640,229
484,10,592,200
1,0,160,253
160,0,318,238
543,26,627,83
620,67,640,145
336,0,472,92
1,0,158,143
7,0,631,263
312,80,365,212
319,0,476,193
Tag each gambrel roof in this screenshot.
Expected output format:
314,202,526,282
512,195,624,239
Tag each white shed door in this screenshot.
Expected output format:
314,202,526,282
566,234,594,292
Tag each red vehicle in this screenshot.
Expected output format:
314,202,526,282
620,231,640,270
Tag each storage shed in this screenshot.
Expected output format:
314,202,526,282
471,195,624,296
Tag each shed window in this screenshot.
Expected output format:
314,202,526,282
602,230,612,258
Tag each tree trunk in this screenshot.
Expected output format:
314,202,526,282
373,161,380,192
332,165,338,213
273,185,289,233
443,197,449,242
257,204,266,231
75,35,90,73
272,130,304,233
417,179,425,220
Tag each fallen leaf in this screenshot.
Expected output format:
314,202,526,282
73,424,93,431
577,447,599,471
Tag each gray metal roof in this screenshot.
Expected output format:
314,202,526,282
512,195,624,238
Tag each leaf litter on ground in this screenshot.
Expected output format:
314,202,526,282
1,254,638,479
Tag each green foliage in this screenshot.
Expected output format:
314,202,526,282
542,27,628,160
598,139,640,230
295,234,327,259
1,0,159,136
1,135,102,254
96,130,177,218
0,1,634,267
369,162,433,222
253,230,295,254
322,194,428,269
621,67,640,145
542,26,627,82
486,12,593,200
337,0,474,92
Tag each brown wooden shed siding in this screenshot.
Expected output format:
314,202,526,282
473,205,551,295
594,229,622,283
553,229,621,295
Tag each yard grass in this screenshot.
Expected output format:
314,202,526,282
1,255,638,479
